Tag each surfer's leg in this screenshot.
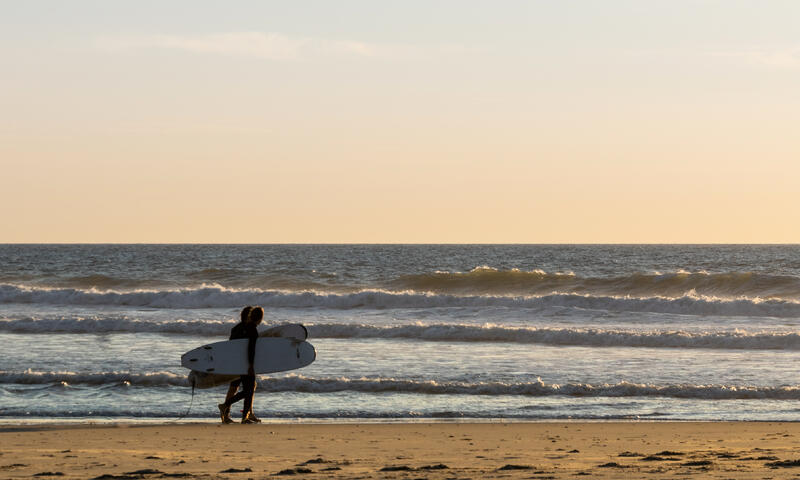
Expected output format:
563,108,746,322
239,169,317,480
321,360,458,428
225,390,247,405
218,379,240,423
246,379,260,422
224,379,240,405
222,377,248,415
241,375,257,423
251,380,257,411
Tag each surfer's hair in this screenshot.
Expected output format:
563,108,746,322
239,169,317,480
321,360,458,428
249,306,264,324
240,306,253,323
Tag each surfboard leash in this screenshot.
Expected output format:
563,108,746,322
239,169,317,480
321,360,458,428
173,375,196,422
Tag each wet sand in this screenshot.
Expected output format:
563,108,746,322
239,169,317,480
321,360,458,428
3,422,800,479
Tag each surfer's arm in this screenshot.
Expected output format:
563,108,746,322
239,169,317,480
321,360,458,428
247,335,257,376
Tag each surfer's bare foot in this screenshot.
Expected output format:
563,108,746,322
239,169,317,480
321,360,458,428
246,412,262,423
218,403,233,424
241,416,257,424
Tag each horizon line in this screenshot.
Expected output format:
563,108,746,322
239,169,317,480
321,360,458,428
2,242,799,246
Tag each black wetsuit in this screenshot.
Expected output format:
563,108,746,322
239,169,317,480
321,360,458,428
226,322,258,413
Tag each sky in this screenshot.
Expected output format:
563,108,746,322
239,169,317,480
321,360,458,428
1,1,798,243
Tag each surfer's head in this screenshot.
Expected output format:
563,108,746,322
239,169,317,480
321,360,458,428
240,305,253,323
249,306,264,326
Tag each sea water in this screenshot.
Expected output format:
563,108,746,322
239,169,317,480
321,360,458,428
2,244,800,422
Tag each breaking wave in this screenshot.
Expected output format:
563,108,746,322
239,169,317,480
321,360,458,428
0,316,233,335
392,267,800,300
2,284,800,317
5,268,800,302
4,371,800,400
0,409,662,419
4,318,800,350
259,375,800,400
311,323,800,350
0,370,188,387
0,408,671,419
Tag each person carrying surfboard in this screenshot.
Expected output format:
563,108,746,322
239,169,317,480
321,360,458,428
218,306,251,423
218,306,263,424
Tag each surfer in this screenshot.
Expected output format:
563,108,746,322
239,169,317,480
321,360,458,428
218,306,251,423
218,306,263,424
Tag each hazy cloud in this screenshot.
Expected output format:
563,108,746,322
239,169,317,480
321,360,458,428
97,32,472,61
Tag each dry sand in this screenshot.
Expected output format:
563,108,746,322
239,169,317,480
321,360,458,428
3,422,800,479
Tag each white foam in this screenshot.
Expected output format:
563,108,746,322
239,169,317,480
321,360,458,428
310,323,800,350
0,316,231,335
0,369,188,386
258,375,800,400
4,370,799,400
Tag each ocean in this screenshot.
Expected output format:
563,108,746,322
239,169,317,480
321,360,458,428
2,244,800,422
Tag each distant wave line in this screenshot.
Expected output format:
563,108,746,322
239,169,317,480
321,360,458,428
2,284,800,317
3,371,800,400
4,318,800,350
391,267,800,300
6,268,800,300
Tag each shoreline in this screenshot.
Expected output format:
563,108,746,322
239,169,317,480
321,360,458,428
5,422,800,479
6,417,800,425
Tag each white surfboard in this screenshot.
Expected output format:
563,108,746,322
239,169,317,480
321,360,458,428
187,323,312,389
260,323,308,341
181,337,316,376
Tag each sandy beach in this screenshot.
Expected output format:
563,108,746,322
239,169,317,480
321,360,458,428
4,422,800,479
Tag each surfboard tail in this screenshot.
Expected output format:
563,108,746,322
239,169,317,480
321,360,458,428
260,323,308,341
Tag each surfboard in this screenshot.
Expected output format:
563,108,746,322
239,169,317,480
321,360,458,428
260,323,308,341
181,337,316,376
186,323,312,389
